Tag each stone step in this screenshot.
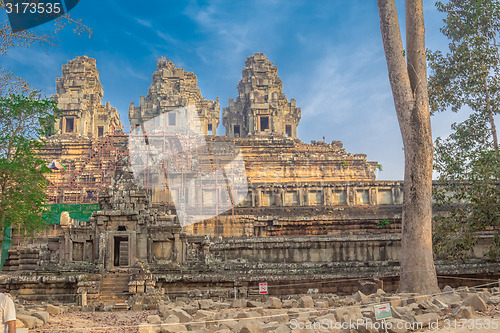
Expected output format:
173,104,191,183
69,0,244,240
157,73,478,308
99,296,127,302
102,277,129,280
100,287,130,292
100,291,131,297
101,282,129,287
101,278,130,283
101,290,129,295
101,288,128,293
112,303,130,311
101,283,128,290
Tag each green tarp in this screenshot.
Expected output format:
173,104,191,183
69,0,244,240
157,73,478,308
44,203,100,224
0,225,11,270
1,204,99,270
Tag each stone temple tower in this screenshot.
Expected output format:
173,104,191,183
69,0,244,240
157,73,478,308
223,53,301,138
128,58,220,135
52,56,123,138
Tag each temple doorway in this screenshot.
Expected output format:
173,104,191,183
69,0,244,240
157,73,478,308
113,236,129,267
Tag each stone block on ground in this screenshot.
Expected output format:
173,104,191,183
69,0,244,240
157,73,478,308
147,315,162,324
357,279,383,295
197,299,214,310
235,320,264,333
273,324,291,333
164,315,180,323
333,306,362,323
213,302,231,309
355,323,379,333
159,323,187,333
435,292,461,305
181,305,198,315
488,295,500,304
392,307,414,322
266,297,282,309
137,323,159,333
194,310,216,321
248,300,266,308
261,323,279,332
477,291,491,302
463,294,487,312
352,291,368,303
282,299,298,308
417,300,442,314
220,319,238,330
232,299,248,308
406,295,428,305
45,304,61,315
314,313,337,327
452,306,474,319
442,285,453,293
16,319,26,328
413,313,440,328
298,296,314,308
360,308,375,321
161,308,191,323
32,311,50,324
383,296,403,307
314,300,329,308
185,322,205,331
236,311,262,319
386,318,409,333
17,314,40,329
270,312,289,324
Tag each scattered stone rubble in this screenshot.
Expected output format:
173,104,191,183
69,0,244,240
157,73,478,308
20,285,500,332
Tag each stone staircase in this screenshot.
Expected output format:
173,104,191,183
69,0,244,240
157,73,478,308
99,273,131,310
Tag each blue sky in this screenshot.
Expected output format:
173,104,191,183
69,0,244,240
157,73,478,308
1,0,478,180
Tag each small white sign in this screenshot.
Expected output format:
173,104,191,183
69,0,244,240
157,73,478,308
374,303,392,320
259,282,268,294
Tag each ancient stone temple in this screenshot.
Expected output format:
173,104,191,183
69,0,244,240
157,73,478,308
1,53,498,307
58,157,196,272
223,53,301,138
128,58,220,135
41,56,127,205
52,56,123,138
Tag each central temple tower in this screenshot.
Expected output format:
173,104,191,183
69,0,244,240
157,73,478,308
223,53,301,138
128,58,220,135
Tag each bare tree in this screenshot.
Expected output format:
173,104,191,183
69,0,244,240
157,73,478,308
0,11,92,94
377,0,440,293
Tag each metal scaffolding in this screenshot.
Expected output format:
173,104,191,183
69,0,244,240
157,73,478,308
44,127,129,205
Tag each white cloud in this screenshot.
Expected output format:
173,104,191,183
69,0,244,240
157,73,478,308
136,18,152,28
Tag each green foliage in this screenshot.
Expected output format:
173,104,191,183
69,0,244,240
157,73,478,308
431,108,500,259
377,219,390,229
0,93,59,235
429,0,500,117
429,0,500,260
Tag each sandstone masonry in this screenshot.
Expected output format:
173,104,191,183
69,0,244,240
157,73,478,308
223,53,301,138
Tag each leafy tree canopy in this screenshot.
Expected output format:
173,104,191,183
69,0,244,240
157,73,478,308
0,93,58,235
429,0,500,260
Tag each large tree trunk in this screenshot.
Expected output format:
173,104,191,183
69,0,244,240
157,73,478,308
377,0,440,294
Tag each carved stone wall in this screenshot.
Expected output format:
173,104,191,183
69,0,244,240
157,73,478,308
223,53,301,138
128,59,220,135
52,56,123,138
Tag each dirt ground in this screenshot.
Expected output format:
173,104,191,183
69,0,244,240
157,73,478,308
33,310,156,332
